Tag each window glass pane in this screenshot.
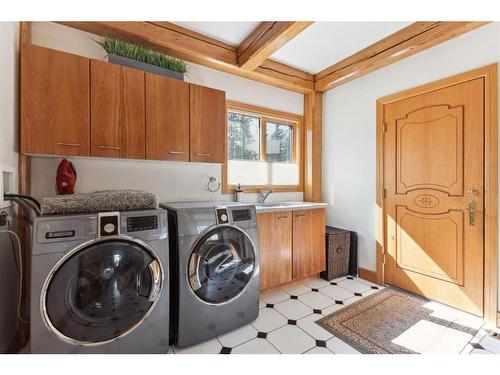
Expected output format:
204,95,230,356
266,122,292,162
227,112,260,160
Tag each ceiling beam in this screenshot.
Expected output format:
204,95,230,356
56,21,314,93
314,21,489,92
237,21,313,70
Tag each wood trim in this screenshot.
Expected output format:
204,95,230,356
237,22,313,70
226,100,303,122
315,22,489,92
358,267,378,285
376,64,498,324
56,21,314,94
303,91,323,202
17,20,32,351
223,101,304,194
376,100,385,286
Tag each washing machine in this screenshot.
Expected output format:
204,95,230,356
30,209,169,353
162,202,260,348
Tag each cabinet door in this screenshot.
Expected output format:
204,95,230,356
292,209,326,280
189,84,226,163
90,60,145,159
257,211,293,290
21,43,90,156
145,73,190,161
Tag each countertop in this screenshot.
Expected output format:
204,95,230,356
254,201,328,213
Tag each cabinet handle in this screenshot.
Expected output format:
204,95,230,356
295,214,306,218
278,216,289,220
56,142,80,147
196,152,211,157
98,145,120,150
168,150,185,155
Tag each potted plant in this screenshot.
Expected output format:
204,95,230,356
97,37,188,80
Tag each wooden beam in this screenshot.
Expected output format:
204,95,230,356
56,21,314,93
314,21,489,92
303,91,323,202
237,21,313,70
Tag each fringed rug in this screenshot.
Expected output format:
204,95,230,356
316,288,480,354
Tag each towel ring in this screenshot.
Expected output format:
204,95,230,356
206,177,221,193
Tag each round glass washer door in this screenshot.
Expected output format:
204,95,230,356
42,238,162,345
188,225,256,304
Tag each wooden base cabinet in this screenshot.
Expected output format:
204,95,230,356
257,211,293,290
21,43,90,156
258,208,326,290
292,209,326,280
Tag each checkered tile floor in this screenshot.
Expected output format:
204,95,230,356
168,276,500,354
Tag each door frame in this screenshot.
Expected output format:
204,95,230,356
376,64,498,324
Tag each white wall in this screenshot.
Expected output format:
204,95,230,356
323,22,500,301
0,21,20,352
29,22,304,203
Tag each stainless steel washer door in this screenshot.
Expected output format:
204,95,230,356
187,225,255,304
41,237,163,346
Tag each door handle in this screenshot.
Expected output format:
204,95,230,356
196,152,211,157
451,200,476,225
147,260,162,302
98,145,120,150
168,150,185,155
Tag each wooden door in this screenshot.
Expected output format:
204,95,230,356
383,78,485,316
292,209,326,280
189,84,226,163
21,43,90,156
90,60,145,159
145,74,190,161
257,211,293,289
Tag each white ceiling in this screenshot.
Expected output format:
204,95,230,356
174,22,260,46
270,22,413,73
174,21,413,74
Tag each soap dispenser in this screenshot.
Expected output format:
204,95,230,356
235,183,244,203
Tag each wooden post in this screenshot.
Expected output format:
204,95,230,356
303,91,323,202
16,20,32,352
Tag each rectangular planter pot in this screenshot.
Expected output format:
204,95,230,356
108,54,184,81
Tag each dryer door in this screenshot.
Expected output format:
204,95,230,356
42,238,163,345
188,225,256,304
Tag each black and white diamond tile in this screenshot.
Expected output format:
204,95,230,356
171,275,496,355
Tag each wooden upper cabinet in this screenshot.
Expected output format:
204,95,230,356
90,60,145,159
189,84,226,163
21,43,90,156
292,208,326,280
145,73,190,161
258,211,293,290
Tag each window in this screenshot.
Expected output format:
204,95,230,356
224,101,303,193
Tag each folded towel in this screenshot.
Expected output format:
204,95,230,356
40,190,160,216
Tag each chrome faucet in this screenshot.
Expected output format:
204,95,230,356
259,188,274,203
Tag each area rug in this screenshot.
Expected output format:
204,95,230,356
316,288,480,354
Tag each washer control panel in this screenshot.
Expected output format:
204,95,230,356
126,215,158,232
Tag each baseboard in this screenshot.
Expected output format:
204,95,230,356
358,267,378,284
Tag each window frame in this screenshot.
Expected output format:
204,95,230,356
223,100,304,194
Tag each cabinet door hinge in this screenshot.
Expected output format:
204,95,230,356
382,188,387,199
382,253,386,264
382,122,387,133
